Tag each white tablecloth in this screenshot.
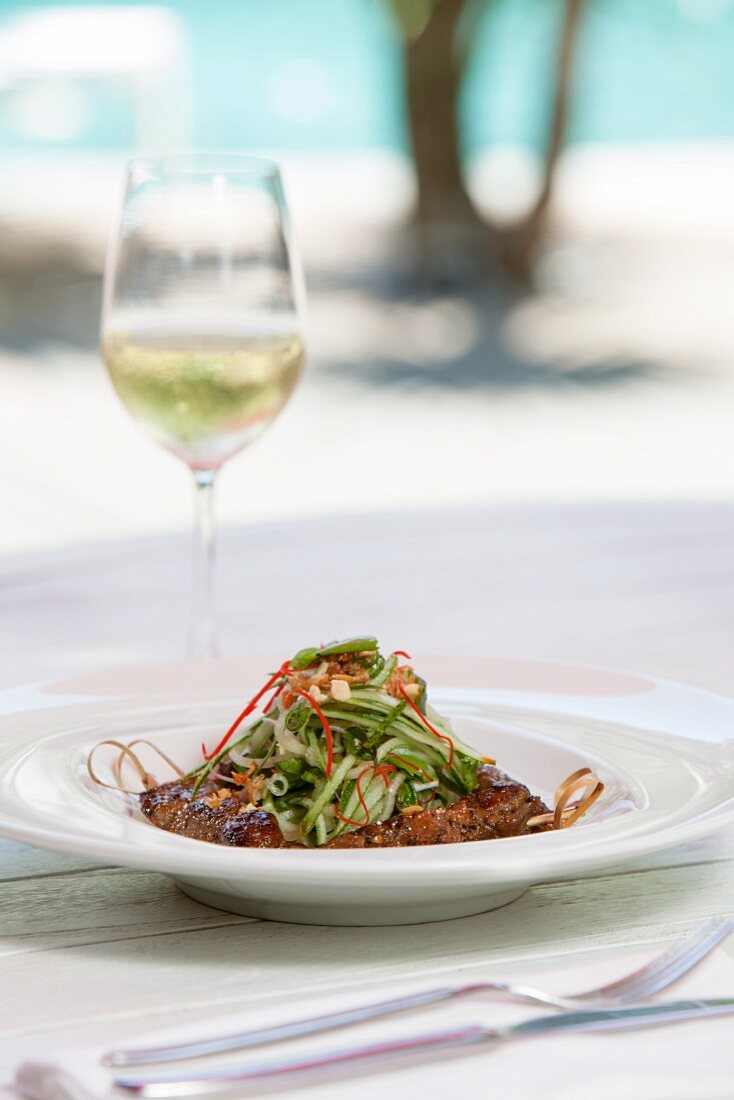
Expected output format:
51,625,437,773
1,502,733,1093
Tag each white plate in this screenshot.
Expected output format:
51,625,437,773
0,656,732,925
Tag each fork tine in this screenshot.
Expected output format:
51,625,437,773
573,917,733,1004
613,918,734,1003
574,917,715,1000
586,919,715,999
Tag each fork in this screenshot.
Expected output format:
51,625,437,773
112,998,734,1097
103,916,732,1067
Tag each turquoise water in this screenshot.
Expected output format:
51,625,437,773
1,0,733,152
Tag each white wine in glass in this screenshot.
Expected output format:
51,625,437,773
101,155,305,657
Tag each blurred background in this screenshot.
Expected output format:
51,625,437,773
2,0,734,557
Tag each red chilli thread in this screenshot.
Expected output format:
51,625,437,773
398,685,455,766
374,763,396,789
201,660,292,760
292,688,334,777
334,807,364,828
355,766,374,821
387,752,432,783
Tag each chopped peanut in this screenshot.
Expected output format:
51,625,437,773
330,678,351,702
402,682,421,700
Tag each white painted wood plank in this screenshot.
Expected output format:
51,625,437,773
0,838,104,881
0,868,256,958
2,858,732,1037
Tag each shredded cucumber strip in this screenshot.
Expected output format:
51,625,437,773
301,753,356,834
314,814,328,846
369,654,397,687
324,694,482,764
333,767,393,836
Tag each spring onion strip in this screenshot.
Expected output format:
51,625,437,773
267,773,288,797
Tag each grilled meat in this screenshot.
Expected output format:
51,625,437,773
327,765,550,848
140,778,287,849
139,764,550,849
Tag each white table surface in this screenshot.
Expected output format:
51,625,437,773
1,502,733,1090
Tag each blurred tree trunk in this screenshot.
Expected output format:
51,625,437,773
390,0,587,282
498,0,586,277
403,0,478,232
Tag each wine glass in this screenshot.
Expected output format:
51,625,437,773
101,154,305,658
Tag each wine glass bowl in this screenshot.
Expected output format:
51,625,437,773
102,155,304,472
101,154,305,655
102,327,304,472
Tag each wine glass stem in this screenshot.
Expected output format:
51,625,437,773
189,470,219,659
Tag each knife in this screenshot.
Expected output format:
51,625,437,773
114,996,734,1097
